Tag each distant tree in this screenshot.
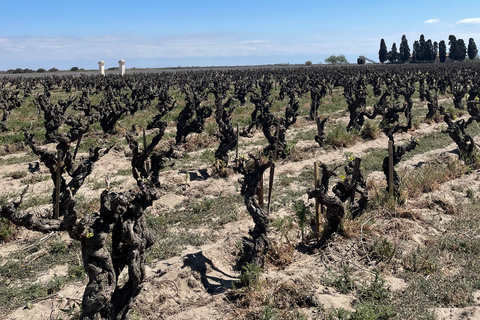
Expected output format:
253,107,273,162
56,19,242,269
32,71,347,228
399,35,410,62
336,55,348,64
12,68,24,74
70,66,79,71
425,39,433,62
324,55,337,64
412,41,420,62
379,39,388,63
468,38,478,60
419,34,426,61
305,61,313,66
449,35,458,61
37,68,46,73
433,41,438,60
387,43,399,63
439,40,447,63
457,39,467,61
324,55,348,65
48,68,59,72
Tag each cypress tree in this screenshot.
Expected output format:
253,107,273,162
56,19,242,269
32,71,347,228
387,43,399,63
457,39,467,61
379,39,388,63
419,34,426,61
449,35,458,61
412,41,420,62
399,35,410,62
468,38,478,60
439,40,447,63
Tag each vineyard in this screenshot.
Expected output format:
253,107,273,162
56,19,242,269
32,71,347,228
1,63,480,320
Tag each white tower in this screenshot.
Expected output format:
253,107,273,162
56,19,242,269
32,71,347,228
98,60,105,76
118,59,126,76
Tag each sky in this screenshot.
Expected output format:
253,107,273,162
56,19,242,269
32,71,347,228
1,0,480,70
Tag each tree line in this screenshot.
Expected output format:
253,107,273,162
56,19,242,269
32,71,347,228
379,34,478,64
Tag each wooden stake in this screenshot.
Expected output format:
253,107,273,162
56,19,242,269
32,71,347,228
54,149,62,219
236,123,239,168
267,120,281,214
388,140,394,197
273,119,281,161
258,176,264,208
143,129,150,177
351,157,361,203
267,163,275,214
314,161,321,238
315,116,322,138
73,133,83,161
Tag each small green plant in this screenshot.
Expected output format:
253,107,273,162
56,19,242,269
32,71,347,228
326,124,358,148
68,264,85,280
403,247,437,275
322,264,356,294
3,170,27,179
199,149,215,164
239,262,263,289
0,217,16,242
466,188,475,202
369,237,397,263
270,216,294,244
261,305,280,320
49,239,67,256
292,200,312,242
360,121,379,140
357,271,391,303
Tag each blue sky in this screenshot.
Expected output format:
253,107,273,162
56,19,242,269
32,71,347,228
1,0,479,70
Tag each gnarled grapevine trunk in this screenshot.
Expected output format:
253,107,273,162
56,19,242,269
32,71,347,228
238,156,272,268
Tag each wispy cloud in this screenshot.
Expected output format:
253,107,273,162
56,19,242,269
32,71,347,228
456,18,480,24
0,32,379,66
425,19,440,24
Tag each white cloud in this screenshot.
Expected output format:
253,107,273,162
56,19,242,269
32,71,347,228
0,31,388,69
456,18,480,24
0,33,377,62
425,19,440,24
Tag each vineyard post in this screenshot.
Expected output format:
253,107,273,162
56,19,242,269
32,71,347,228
143,129,150,177
351,157,361,203
236,123,239,169
315,116,321,138
54,148,62,219
388,140,394,197
258,177,264,208
314,161,321,239
73,133,83,161
267,120,281,214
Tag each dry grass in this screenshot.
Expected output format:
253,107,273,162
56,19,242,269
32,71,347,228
401,160,467,199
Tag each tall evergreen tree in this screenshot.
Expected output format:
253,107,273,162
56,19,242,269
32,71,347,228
433,41,438,58
399,35,410,62
457,39,467,61
439,40,447,63
379,39,388,63
449,35,458,61
387,43,399,63
425,39,434,62
468,38,478,60
412,41,420,62
419,34,426,61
